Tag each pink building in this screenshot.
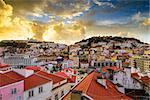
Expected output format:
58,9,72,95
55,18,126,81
0,71,24,100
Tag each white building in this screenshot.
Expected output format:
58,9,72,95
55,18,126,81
35,71,71,100
3,54,37,67
113,67,143,89
24,73,52,100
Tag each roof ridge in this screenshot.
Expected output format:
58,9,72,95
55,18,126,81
55,72,69,79
37,71,66,79
85,71,96,93
2,72,22,81
34,73,52,81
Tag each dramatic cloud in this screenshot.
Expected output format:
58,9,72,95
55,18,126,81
93,0,115,8
5,0,91,19
0,0,34,40
143,18,150,26
0,0,86,44
43,21,86,44
1,0,149,44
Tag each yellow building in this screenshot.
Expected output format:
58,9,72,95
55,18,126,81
144,50,150,55
96,55,105,61
135,55,150,72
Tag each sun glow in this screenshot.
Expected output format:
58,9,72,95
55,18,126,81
43,27,56,41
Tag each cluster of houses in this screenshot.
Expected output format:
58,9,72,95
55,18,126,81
0,64,82,100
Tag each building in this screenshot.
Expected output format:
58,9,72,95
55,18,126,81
62,59,74,69
3,54,37,67
100,66,149,99
0,71,24,100
23,73,52,100
55,68,77,84
134,55,150,72
36,71,71,100
62,71,131,100
131,73,150,96
94,60,122,70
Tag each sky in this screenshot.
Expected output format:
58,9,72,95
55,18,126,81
0,0,149,44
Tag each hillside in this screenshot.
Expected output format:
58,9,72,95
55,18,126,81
74,36,146,49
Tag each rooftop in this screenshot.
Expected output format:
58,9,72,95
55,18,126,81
0,71,24,87
101,66,122,73
24,73,51,91
55,72,76,83
63,71,131,100
25,66,41,71
131,73,150,87
0,64,10,68
140,76,150,86
36,71,66,84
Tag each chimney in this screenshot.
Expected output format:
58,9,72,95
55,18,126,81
115,83,125,94
13,69,34,77
71,90,82,100
97,76,107,88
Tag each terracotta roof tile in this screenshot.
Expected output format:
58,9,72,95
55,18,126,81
0,64,10,68
36,71,66,84
55,72,76,83
140,76,150,86
0,71,24,87
131,73,140,79
24,73,51,91
101,66,121,73
25,66,41,71
63,71,131,100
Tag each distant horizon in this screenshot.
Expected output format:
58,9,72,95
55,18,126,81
0,35,149,46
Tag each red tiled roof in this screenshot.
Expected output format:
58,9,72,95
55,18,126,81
0,64,10,68
25,66,41,71
4,71,24,80
55,72,76,83
132,73,150,86
101,66,121,73
131,73,140,79
36,71,66,84
55,72,70,79
140,76,150,86
24,73,51,91
63,71,131,100
0,71,24,87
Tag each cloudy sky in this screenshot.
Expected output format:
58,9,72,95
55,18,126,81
0,0,149,44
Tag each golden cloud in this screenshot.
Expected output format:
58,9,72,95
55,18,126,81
43,21,85,44
0,0,86,44
143,18,150,26
0,0,34,40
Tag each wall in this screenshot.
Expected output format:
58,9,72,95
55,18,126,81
51,83,71,100
0,81,24,100
24,82,52,100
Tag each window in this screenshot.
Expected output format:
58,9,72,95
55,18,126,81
11,88,17,94
28,90,34,98
55,94,58,100
61,90,64,97
16,96,22,100
98,63,100,66
39,86,43,93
